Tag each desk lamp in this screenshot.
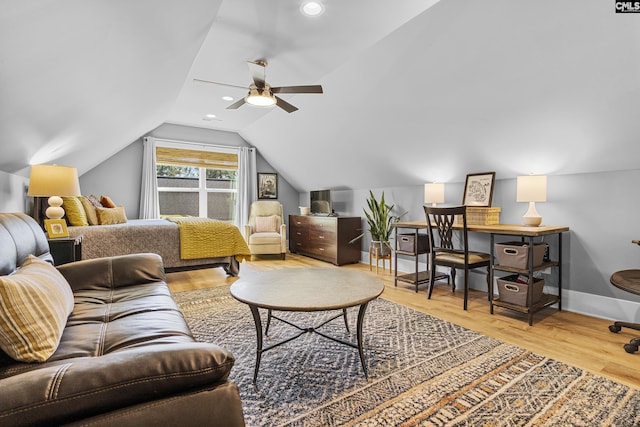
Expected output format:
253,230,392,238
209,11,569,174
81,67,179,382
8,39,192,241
424,183,445,207
516,175,547,226
27,164,81,219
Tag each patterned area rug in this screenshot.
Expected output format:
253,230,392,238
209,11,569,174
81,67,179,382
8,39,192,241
173,287,640,426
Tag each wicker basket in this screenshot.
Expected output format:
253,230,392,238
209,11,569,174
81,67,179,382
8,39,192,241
455,207,501,226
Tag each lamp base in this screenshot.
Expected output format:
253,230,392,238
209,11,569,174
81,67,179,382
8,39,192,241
45,196,65,220
522,201,542,227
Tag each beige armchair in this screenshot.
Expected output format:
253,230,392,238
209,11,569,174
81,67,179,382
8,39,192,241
244,200,287,259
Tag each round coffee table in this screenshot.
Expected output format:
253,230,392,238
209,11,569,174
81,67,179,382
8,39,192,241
230,268,384,384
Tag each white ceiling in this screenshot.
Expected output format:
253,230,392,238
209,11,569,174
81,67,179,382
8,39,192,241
2,0,640,192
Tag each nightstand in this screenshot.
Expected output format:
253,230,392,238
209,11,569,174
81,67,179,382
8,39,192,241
48,235,82,266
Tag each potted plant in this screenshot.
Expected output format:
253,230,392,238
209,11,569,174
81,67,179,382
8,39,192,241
351,190,405,256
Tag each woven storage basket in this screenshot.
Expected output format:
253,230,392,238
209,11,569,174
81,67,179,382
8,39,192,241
455,207,501,226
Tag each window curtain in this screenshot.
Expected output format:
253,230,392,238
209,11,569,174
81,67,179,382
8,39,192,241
237,146,256,230
139,137,160,219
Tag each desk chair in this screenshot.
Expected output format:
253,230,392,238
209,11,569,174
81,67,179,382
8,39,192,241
609,240,640,353
424,205,491,310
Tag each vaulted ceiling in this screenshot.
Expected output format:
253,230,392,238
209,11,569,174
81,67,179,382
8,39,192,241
2,0,639,191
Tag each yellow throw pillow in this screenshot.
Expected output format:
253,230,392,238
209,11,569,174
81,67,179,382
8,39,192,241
78,196,99,225
254,215,279,233
62,196,89,226
0,255,74,362
96,206,127,225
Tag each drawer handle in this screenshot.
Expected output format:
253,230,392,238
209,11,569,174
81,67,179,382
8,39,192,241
296,232,301,235
319,248,324,251
401,237,410,242
504,284,520,292
319,235,324,239
503,248,519,255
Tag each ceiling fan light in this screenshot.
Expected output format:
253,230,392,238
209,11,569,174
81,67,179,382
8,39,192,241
245,86,276,107
301,1,324,17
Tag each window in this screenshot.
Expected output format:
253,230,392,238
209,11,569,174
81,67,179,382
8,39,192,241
155,146,238,222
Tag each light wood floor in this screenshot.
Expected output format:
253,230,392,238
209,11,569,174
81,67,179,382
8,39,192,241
166,253,640,390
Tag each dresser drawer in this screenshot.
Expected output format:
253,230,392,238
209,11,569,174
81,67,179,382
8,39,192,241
305,243,337,261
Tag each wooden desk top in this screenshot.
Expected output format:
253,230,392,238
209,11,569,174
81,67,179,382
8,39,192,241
394,221,569,237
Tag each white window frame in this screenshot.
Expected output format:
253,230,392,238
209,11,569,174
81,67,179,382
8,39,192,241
155,141,238,220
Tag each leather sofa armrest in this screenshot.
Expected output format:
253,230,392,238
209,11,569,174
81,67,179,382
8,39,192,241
0,343,235,427
57,253,166,292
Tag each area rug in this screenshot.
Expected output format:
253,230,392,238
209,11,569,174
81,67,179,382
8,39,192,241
173,287,640,426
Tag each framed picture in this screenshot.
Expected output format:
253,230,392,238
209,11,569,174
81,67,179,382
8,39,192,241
462,172,496,207
257,173,278,199
44,219,69,238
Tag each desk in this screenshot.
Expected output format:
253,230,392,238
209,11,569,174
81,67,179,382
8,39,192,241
393,221,569,325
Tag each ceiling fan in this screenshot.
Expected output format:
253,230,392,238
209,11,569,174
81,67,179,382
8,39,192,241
194,60,323,113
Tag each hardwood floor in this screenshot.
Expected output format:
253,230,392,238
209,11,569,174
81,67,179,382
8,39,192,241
166,253,640,390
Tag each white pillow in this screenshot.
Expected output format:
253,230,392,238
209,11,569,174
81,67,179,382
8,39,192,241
254,215,278,233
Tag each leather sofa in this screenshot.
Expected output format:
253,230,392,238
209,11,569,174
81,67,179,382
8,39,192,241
0,213,245,426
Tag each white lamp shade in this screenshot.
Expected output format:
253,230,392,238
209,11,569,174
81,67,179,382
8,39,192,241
516,175,547,202
424,183,445,204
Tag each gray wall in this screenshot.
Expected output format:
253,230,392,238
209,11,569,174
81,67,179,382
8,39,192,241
0,171,30,213
78,123,299,226
301,169,640,322
5,122,639,323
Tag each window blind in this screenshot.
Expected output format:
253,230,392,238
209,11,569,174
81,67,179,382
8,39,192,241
155,147,238,170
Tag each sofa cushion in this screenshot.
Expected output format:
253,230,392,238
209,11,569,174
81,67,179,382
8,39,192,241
254,215,278,233
0,255,74,362
100,194,117,208
96,206,127,225
78,195,100,225
62,196,89,226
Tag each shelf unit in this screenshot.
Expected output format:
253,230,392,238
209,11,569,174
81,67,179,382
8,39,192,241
490,233,562,326
393,224,448,293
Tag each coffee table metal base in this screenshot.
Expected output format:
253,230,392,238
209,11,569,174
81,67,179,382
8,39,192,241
248,302,371,384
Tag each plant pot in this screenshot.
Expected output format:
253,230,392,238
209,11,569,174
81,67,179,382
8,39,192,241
370,241,391,257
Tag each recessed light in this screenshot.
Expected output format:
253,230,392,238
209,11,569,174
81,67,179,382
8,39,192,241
301,1,324,17
222,96,234,101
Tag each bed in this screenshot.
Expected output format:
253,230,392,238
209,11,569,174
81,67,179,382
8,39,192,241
67,218,251,276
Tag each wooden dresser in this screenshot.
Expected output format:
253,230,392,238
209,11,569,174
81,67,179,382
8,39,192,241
289,215,362,265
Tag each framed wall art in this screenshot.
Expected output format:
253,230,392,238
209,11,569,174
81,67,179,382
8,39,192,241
44,219,69,238
462,172,496,207
257,173,278,199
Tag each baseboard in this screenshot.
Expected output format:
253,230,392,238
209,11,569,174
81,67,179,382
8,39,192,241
359,251,640,323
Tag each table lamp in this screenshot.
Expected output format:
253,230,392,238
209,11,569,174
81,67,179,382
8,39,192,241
27,164,81,219
424,183,445,207
516,175,547,226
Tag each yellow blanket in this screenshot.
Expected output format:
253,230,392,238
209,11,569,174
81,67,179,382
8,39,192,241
167,217,251,262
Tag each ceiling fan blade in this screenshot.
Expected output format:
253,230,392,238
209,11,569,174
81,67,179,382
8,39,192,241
226,98,246,110
193,78,247,90
274,95,298,113
271,85,323,94
247,61,266,88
